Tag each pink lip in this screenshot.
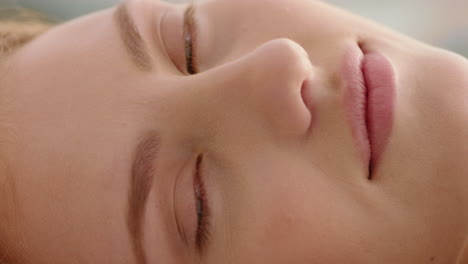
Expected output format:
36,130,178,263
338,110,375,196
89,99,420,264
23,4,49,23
342,44,396,176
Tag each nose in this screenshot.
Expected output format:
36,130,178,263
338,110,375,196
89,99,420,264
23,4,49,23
185,38,315,140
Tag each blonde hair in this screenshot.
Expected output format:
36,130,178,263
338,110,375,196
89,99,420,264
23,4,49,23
0,6,58,59
0,6,58,264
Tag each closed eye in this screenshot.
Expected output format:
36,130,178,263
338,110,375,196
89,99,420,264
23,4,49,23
183,2,199,74
193,154,211,253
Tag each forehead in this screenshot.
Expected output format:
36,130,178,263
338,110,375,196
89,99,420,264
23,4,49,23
0,9,140,261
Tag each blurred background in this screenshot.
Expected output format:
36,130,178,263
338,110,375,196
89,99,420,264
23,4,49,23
1,0,467,57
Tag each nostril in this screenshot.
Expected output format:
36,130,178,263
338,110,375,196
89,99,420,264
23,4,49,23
301,77,314,113
301,76,315,131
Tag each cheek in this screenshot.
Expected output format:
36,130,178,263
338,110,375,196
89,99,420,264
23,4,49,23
260,184,345,261
229,160,393,263
230,167,349,262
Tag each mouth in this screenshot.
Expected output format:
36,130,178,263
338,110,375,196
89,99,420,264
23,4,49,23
342,43,396,179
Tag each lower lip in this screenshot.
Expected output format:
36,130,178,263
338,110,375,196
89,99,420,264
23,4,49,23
342,44,396,173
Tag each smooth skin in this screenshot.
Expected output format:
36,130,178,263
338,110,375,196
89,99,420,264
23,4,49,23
0,0,467,263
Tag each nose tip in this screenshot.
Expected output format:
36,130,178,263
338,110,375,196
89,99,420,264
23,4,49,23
269,38,313,75
250,38,315,137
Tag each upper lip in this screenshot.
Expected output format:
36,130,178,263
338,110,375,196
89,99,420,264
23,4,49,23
341,43,372,173
358,44,371,140
357,46,373,165
360,47,372,172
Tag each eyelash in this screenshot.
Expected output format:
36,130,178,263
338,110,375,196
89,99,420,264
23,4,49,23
194,154,211,253
184,3,198,75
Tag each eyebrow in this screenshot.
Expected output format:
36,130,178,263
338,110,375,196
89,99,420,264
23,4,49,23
127,131,161,264
113,1,153,71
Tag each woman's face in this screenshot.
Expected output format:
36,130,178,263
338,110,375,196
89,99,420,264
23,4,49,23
1,0,468,263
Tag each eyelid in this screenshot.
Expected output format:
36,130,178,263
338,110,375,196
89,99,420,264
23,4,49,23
159,6,186,73
173,167,188,247
173,156,199,250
